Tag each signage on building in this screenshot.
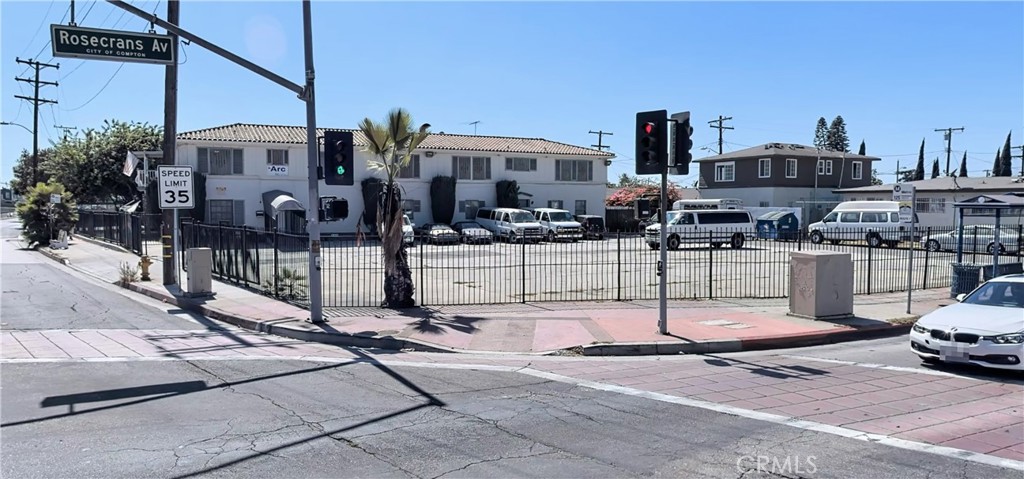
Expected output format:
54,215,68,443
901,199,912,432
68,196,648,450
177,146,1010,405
50,194,61,204
158,166,195,209
50,24,175,65
893,184,915,222
267,165,289,176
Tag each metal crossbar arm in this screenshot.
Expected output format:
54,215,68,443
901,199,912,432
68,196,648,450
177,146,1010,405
106,0,304,96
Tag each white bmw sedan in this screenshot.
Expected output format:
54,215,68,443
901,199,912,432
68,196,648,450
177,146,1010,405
910,274,1024,371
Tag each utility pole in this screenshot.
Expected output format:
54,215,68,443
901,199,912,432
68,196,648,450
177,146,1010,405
54,125,77,140
708,115,733,155
934,126,964,176
1012,145,1024,176
14,58,59,186
161,0,180,287
588,130,613,151
894,159,913,183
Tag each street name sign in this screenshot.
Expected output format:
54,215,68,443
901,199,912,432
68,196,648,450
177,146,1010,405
51,24,175,65
893,184,916,223
158,166,194,210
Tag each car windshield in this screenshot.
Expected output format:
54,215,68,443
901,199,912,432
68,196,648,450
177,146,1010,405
962,282,1024,308
403,217,411,226
510,212,535,223
548,212,574,222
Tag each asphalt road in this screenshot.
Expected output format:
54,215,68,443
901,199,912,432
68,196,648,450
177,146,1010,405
2,358,1018,479
0,219,206,330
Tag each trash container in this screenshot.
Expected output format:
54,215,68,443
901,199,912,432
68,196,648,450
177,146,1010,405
950,263,982,298
757,211,800,241
981,262,1024,282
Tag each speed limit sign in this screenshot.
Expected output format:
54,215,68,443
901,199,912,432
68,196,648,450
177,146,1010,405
157,165,195,209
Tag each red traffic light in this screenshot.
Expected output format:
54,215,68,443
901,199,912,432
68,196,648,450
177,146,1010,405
644,122,655,135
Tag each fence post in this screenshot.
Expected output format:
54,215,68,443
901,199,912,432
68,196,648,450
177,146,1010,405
867,239,872,295
971,225,978,263
241,226,249,285
273,226,280,298
616,232,622,302
708,230,714,299
922,226,931,290
521,234,527,303
419,234,425,306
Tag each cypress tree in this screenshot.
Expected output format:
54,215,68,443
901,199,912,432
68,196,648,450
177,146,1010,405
914,138,926,181
958,151,968,177
857,140,866,156
999,131,1013,176
992,148,1002,177
931,158,940,179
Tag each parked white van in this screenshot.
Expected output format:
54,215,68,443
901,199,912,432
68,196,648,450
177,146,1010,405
807,201,918,247
530,208,583,242
473,207,544,243
645,209,756,250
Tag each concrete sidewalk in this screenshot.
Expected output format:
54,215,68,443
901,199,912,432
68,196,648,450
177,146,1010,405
37,234,952,355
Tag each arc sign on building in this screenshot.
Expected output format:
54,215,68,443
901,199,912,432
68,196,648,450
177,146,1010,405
158,166,194,209
50,25,175,65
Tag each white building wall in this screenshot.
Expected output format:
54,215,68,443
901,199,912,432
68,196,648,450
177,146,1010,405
176,141,608,232
840,190,1024,228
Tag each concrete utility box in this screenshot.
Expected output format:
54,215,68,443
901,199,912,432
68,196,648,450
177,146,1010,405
185,247,213,297
789,251,854,320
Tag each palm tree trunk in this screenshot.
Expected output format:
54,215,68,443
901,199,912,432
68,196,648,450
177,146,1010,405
380,182,415,308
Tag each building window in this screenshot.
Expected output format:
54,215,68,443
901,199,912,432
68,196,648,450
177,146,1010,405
267,149,289,166
518,198,531,208
915,197,946,213
547,200,563,209
852,161,863,180
207,199,244,225
575,200,587,215
786,158,798,178
459,200,485,219
555,159,593,182
758,158,771,178
505,157,537,172
825,160,833,175
402,199,421,219
715,162,735,182
198,148,244,176
452,156,490,180
759,201,770,207
398,154,420,179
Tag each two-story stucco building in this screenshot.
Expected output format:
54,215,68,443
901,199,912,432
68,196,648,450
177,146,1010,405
695,142,880,222
173,123,614,233
835,176,1024,227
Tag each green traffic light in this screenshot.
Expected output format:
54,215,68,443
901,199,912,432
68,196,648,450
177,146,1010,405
336,165,345,175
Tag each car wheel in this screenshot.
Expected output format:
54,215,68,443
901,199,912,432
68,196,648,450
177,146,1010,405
547,231,556,242
598,234,604,240
810,231,824,244
885,241,898,248
508,231,517,243
987,243,1005,254
648,243,658,250
867,234,882,248
829,240,841,245
730,234,745,249
925,239,941,252
667,234,681,250
711,242,723,248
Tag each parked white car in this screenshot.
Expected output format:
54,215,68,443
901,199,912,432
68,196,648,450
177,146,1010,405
921,226,1021,254
531,208,583,242
402,214,414,245
808,201,918,247
645,210,755,250
909,274,1024,371
473,207,544,243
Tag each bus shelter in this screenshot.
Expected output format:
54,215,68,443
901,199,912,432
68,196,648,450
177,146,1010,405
950,194,1024,296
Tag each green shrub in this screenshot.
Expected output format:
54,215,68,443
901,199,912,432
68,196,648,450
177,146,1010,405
16,181,78,248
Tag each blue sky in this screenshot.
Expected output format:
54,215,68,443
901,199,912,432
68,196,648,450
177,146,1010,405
2,1,1022,188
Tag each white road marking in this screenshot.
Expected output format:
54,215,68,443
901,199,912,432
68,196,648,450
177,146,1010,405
778,354,982,379
3,354,1021,471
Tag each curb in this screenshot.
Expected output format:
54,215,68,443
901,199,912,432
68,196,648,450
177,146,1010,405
72,234,136,254
36,247,71,266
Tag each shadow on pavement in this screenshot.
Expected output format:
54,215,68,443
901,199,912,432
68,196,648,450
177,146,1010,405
703,354,831,380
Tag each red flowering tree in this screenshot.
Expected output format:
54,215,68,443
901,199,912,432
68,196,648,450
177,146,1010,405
606,182,684,207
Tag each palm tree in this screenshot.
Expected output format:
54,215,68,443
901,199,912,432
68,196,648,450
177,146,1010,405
359,108,430,308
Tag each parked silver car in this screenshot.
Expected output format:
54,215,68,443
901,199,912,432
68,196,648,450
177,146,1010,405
921,226,1021,254
452,221,494,244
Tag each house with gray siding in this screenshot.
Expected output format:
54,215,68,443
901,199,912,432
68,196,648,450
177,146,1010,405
696,142,880,222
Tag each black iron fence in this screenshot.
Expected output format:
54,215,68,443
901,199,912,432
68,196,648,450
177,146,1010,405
174,220,1023,308
75,210,161,255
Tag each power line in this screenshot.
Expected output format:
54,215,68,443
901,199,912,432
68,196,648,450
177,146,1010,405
14,57,60,185
21,4,70,75
62,63,126,112
588,130,613,151
18,0,56,58
934,126,965,176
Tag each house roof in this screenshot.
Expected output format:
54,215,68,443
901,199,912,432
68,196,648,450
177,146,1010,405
834,176,1024,194
694,142,880,163
176,123,614,158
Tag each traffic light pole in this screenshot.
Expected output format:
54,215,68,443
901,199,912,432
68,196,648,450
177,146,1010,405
658,167,669,335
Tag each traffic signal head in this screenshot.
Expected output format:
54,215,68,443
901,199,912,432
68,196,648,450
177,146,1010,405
635,110,668,175
671,112,694,175
323,130,354,186
328,198,349,220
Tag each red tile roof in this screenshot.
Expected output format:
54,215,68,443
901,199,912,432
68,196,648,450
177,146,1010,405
177,123,614,158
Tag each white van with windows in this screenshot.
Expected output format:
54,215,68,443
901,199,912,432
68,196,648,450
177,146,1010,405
672,198,743,211
473,207,544,243
531,208,583,242
645,209,756,250
808,201,918,247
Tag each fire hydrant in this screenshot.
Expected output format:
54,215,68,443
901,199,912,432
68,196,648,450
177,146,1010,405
139,255,153,281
